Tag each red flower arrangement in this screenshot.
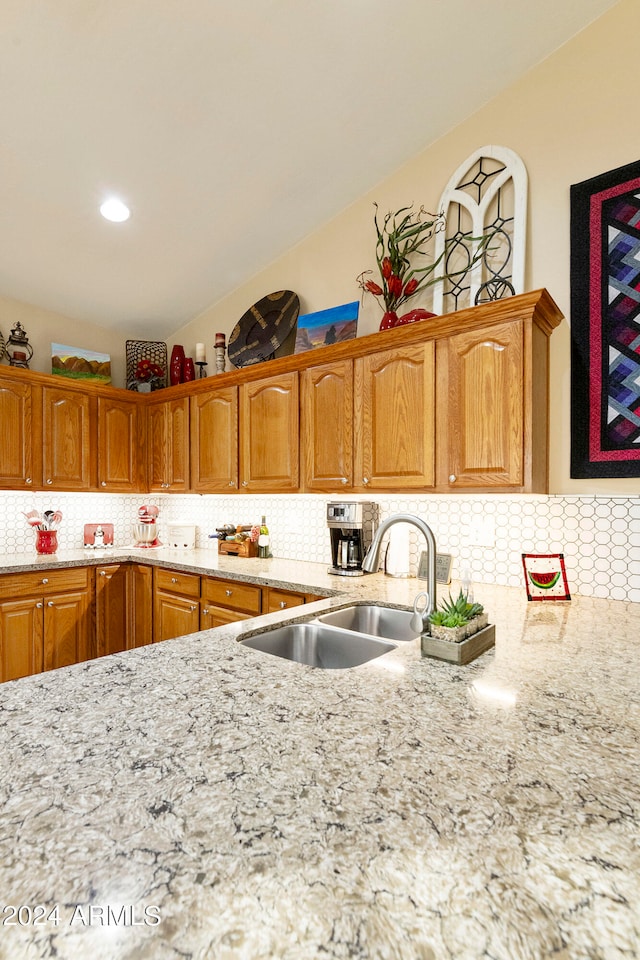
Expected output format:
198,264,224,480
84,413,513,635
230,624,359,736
136,358,165,382
135,358,165,389
358,203,495,329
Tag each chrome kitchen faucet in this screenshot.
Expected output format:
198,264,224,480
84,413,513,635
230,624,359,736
361,514,437,616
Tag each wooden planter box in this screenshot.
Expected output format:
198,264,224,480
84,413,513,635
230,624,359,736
422,614,494,665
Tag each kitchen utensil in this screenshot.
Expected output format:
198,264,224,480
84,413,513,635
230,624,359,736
410,591,430,634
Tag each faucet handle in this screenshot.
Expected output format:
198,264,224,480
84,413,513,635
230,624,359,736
410,591,430,634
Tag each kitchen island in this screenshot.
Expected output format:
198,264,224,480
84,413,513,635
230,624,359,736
0,549,638,959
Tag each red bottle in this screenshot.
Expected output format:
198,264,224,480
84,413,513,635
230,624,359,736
170,345,185,385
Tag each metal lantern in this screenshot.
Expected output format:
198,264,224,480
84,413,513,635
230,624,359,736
6,322,33,368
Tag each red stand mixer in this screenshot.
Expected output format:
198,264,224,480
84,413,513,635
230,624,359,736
133,505,161,548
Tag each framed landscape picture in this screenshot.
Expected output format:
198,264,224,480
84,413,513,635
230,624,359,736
52,343,111,384
294,301,359,353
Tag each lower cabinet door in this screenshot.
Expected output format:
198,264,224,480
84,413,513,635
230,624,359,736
96,564,129,658
43,591,91,671
154,592,200,643
0,598,44,683
200,603,254,630
130,563,154,648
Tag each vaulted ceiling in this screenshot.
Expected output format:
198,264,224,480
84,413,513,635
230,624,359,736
0,0,621,336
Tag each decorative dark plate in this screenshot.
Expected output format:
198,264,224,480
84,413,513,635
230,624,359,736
228,290,300,367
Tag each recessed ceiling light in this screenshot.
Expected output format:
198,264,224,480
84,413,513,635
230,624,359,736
100,197,130,222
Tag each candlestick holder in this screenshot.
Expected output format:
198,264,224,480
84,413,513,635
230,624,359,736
214,345,226,375
196,361,208,378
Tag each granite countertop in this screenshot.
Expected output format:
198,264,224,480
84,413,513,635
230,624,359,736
0,549,639,959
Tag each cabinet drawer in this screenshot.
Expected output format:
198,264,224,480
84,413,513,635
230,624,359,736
154,568,200,598
0,566,90,599
201,577,262,614
266,587,306,613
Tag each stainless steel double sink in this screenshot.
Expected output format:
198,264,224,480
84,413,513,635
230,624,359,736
240,604,418,669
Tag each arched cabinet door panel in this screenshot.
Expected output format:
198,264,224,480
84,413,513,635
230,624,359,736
301,359,353,490
42,387,93,490
445,319,524,488
354,343,435,490
240,372,299,492
190,387,239,492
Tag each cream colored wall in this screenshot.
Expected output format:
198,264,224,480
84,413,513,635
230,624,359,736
0,294,127,386
171,0,639,497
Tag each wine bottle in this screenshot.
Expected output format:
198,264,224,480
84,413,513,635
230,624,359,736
258,516,270,558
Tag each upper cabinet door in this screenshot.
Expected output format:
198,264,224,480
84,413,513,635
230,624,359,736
191,387,238,492
167,398,190,491
0,375,39,489
147,401,168,491
354,343,435,490
301,359,353,491
445,319,524,488
147,397,190,492
97,395,142,492
42,387,93,490
240,372,299,492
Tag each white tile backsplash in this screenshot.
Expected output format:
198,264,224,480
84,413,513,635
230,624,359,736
0,491,638,603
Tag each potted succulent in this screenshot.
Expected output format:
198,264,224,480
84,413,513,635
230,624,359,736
427,590,487,643
421,589,494,665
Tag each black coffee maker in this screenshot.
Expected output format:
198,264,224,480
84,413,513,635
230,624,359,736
327,502,377,576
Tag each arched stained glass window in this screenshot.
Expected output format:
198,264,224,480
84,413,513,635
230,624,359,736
433,145,527,314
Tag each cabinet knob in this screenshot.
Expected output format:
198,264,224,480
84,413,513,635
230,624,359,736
25,477,32,484
41,578,48,584
241,481,248,487
47,601,54,607
228,481,234,487
449,474,457,483
36,602,43,609
46,478,53,485
279,601,287,609
340,477,347,485
100,570,106,576
362,477,369,485
225,589,232,596
190,605,197,612
171,577,178,583
203,608,209,615
101,481,107,487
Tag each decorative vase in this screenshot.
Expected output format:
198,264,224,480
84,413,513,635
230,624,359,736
182,357,196,382
396,308,437,326
379,311,398,330
35,530,58,555
169,345,185,385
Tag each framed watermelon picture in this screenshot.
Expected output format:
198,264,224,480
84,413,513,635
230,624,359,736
522,553,571,602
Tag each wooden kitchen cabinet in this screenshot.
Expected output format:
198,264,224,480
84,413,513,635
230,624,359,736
190,386,239,492
97,394,144,492
200,576,262,628
240,371,299,491
95,563,129,658
437,317,544,491
301,358,354,491
153,568,200,642
0,598,43,682
147,396,190,492
264,587,308,613
129,563,154,648
0,567,92,682
354,342,435,490
0,373,41,490
42,385,94,490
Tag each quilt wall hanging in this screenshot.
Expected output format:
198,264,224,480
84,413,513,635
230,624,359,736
570,159,640,478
